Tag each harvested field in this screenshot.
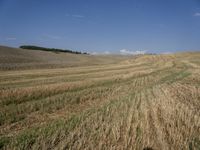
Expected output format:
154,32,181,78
0,47,200,149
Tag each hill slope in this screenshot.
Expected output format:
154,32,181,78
0,46,130,70
0,48,200,149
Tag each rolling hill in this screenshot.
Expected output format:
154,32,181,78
0,46,131,70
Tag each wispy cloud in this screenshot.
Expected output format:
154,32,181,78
103,51,110,55
91,52,98,55
161,51,172,55
91,49,147,55
90,51,111,55
194,12,200,16
120,49,147,55
5,37,16,40
72,14,85,18
65,14,85,18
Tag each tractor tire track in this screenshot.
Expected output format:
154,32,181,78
144,88,170,150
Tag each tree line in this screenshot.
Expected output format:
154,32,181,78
19,45,88,55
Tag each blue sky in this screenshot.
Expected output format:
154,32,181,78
0,0,200,54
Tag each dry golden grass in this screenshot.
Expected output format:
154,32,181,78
0,48,200,150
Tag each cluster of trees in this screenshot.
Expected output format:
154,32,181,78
19,45,88,55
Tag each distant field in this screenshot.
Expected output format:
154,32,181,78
0,46,200,149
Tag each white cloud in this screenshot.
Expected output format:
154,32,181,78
90,52,98,55
194,12,200,16
5,37,16,40
91,49,146,55
120,49,147,55
72,14,85,18
66,14,85,18
161,51,172,54
90,51,110,55
103,51,110,55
